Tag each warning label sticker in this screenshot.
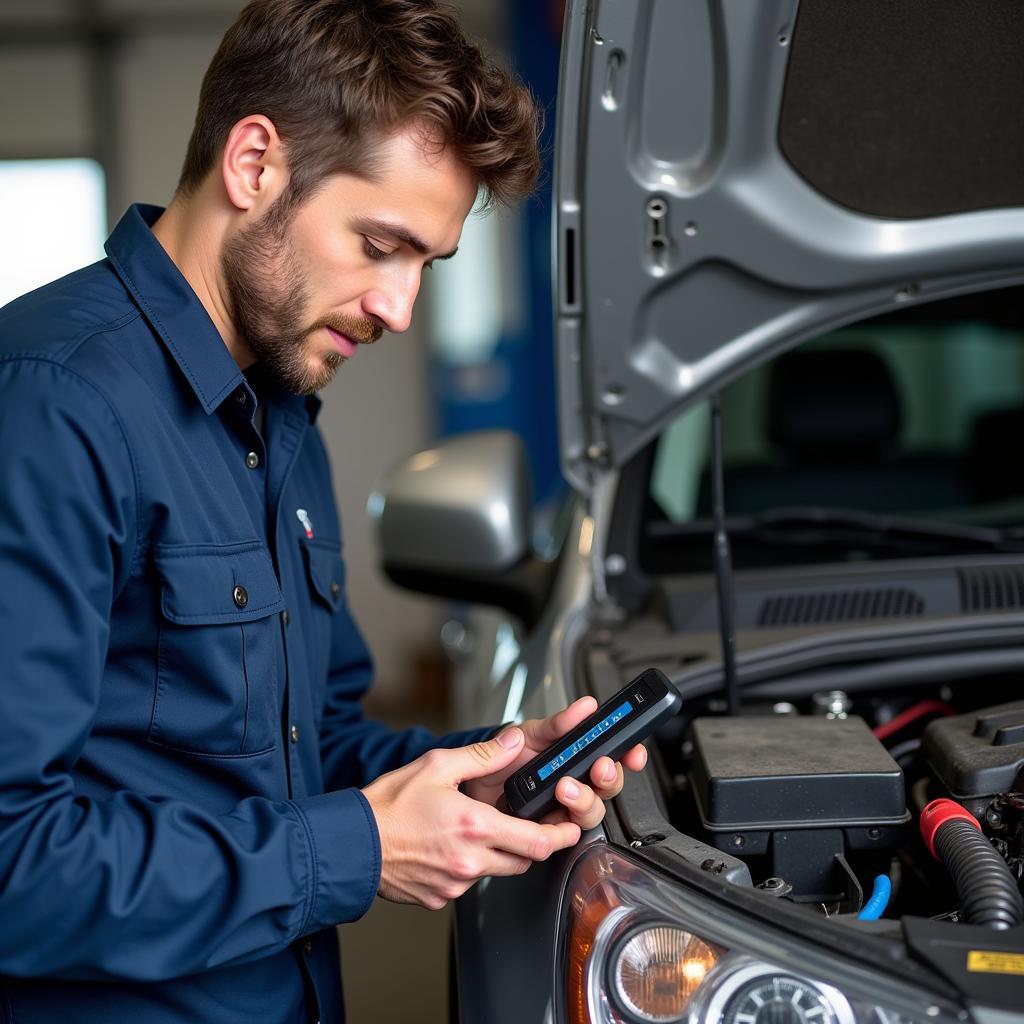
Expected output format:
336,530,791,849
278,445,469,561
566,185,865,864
967,951,1024,976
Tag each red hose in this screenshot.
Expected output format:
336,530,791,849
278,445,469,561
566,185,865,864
873,699,955,741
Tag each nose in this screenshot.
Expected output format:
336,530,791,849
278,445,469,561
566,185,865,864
362,267,421,335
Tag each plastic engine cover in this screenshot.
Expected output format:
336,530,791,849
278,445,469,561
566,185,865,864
923,701,1024,808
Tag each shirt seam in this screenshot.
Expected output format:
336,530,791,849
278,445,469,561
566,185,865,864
290,802,320,936
54,307,142,362
353,789,382,916
0,353,143,587
161,601,284,623
154,541,266,557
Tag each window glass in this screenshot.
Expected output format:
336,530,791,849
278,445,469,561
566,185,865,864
650,293,1024,531
0,158,106,308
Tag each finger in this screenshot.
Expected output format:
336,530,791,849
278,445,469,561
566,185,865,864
621,744,648,774
445,727,524,786
482,850,534,879
489,811,581,861
589,757,624,799
521,696,597,749
556,776,606,831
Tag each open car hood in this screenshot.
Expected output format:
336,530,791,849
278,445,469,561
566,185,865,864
555,0,1024,492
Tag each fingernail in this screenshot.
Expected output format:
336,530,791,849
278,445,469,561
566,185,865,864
603,762,616,782
563,780,580,799
497,727,522,749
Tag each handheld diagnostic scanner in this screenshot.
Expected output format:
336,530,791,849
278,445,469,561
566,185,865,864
504,668,681,821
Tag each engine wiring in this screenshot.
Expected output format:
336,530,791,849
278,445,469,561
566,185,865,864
873,699,955,741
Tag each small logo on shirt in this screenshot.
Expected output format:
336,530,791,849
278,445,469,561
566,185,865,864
296,508,314,538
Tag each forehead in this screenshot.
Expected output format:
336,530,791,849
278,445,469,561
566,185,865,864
315,127,479,249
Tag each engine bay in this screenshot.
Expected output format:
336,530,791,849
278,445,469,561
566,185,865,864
657,684,1024,926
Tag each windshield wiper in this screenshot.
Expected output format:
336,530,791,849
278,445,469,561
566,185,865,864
657,506,1024,554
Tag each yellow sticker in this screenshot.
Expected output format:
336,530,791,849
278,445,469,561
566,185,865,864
967,951,1024,976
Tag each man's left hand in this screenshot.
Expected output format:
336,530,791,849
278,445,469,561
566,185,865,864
462,697,648,831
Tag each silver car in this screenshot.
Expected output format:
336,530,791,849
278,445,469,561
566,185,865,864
373,2,1024,1022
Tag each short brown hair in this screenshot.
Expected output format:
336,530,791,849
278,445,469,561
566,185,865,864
177,0,541,210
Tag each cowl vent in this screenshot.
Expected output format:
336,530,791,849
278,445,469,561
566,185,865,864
758,588,925,627
959,567,1024,612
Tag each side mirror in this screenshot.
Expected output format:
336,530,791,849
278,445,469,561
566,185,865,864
369,431,555,626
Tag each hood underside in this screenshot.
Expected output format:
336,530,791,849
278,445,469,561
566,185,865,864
555,0,1024,491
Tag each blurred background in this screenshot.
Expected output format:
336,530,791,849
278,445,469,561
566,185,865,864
0,0,565,1018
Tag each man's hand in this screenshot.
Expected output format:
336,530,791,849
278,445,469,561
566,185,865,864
361,728,581,910
462,697,649,831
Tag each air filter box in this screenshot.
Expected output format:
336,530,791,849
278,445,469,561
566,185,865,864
690,715,909,899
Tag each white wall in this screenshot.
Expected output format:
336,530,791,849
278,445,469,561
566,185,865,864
0,0,504,707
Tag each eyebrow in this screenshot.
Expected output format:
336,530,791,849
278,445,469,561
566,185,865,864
356,217,459,262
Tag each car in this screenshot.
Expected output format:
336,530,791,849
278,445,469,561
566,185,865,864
371,2,1024,1022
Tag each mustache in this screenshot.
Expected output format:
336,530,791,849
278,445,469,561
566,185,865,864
309,315,383,346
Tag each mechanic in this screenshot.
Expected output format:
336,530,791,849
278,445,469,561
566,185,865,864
0,2,647,1022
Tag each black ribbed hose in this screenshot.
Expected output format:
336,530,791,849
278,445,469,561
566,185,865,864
934,818,1023,930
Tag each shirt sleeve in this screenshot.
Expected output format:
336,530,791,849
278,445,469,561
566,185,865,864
0,358,376,982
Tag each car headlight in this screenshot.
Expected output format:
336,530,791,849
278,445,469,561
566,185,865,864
612,924,719,1021
559,844,966,1024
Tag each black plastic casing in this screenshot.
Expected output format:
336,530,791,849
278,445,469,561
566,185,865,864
504,668,682,821
923,700,1024,805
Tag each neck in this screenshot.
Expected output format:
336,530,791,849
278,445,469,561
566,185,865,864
151,189,255,369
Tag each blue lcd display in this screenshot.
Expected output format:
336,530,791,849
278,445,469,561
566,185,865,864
537,700,634,781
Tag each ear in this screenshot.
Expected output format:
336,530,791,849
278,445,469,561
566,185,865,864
220,115,288,213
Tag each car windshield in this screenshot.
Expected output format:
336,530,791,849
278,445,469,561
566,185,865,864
646,286,1024,569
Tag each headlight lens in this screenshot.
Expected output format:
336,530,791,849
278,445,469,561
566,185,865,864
559,844,965,1024
613,926,718,1022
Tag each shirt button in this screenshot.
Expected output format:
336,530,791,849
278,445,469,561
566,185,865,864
290,724,300,743
232,585,248,608
330,580,341,599
235,389,247,404
302,939,313,954
281,609,290,626
245,451,260,469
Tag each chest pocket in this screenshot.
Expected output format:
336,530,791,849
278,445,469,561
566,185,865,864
299,537,345,727
151,542,285,757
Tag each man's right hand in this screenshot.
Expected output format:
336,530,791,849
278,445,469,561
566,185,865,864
360,727,582,910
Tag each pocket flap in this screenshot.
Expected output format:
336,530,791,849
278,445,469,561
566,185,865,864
155,542,285,625
301,538,345,611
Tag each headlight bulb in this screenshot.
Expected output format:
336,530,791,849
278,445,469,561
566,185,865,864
612,925,719,1022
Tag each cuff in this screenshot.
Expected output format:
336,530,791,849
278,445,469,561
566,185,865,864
291,788,381,931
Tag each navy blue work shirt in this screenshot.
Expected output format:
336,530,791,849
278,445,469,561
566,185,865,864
0,204,491,1023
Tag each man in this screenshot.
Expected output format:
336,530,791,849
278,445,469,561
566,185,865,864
0,2,646,1022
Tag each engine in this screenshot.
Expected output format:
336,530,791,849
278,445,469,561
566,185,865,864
680,698,1024,922
923,701,1024,894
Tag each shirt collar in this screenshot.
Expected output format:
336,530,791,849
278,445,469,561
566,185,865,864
105,203,320,425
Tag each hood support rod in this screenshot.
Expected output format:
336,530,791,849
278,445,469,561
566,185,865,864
711,393,741,716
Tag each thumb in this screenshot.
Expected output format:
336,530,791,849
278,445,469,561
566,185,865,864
449,727,524,786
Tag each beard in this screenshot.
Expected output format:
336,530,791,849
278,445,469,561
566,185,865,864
220,198,382,395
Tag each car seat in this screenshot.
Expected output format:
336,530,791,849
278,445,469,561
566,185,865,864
696,348,970,516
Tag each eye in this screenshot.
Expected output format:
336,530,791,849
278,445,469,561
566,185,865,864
363,237,392,261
